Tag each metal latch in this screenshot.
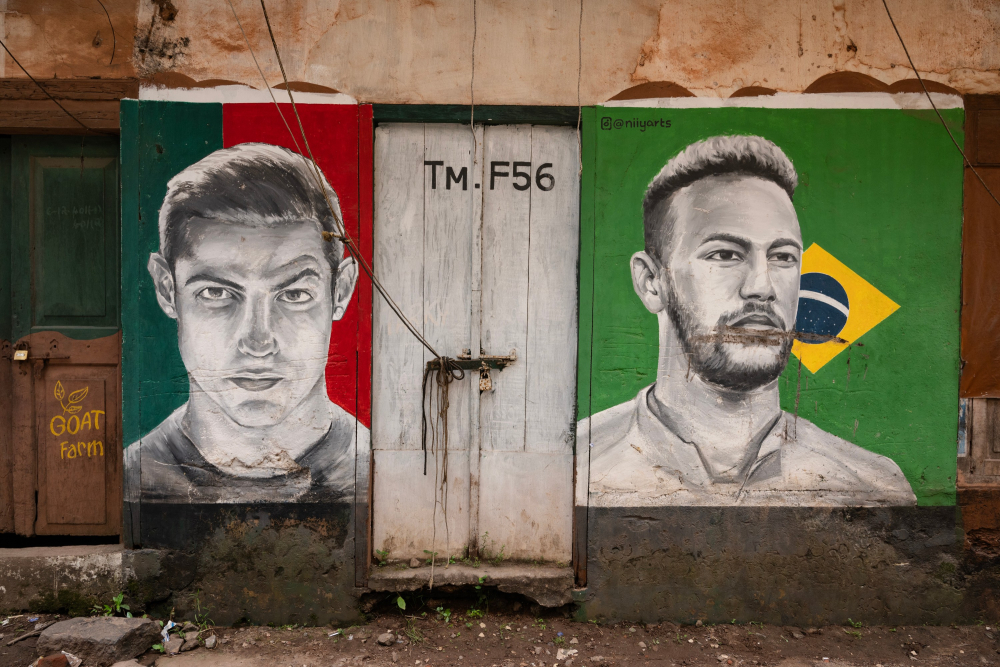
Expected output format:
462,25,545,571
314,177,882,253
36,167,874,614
9,342,70,362
425,349,517,393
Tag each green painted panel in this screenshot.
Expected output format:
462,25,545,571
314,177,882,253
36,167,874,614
578,107,963,506
0,137,10,342
120,101,223,446
577,107,597,448
10,136,119,341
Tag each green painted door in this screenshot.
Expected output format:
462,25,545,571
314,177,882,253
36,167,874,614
2,135,122,537
11,136,120,341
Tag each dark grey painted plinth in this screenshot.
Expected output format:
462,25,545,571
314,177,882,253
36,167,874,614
581,506,976,625
133,502,361,626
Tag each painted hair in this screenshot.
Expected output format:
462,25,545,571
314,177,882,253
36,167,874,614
642,135,798,260
157,143,346,275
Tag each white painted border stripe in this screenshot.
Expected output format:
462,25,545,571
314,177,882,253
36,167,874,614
799,290,850,317
138,84,357,105
601,91,962,110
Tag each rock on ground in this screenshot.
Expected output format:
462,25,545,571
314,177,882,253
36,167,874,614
37,617,161,667
164,637,184,654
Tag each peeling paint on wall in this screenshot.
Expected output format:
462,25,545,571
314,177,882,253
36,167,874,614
3,1,999,104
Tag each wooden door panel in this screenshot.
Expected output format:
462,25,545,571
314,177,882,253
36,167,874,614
4,136,121,537
372,124,481,560
11,137,120,342
478,451,573,561
371,123,578,563
372,124,427,453
11,331,121,536
31,157,117,328
423,126,477,454
523,126,580,453
0,343,13,534
480,125,532,453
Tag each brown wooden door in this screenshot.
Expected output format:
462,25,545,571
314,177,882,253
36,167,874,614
2,136,121,537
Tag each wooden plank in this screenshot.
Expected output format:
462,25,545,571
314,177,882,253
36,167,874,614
373,105,579,126
573,451,589,585
0,100,121,134
477,451,573,561
0,136,11,534
356,104,375,587
0,347,12,534
0,79,138,101
31,332,121,536
372,449,471,561
468,125,485,557
524,126,580,453
372,124,425,451
574,109,597,582
423,124,477,453
480,125,532,452
960,167,1000,397
11,353,36,535
120,99,140,548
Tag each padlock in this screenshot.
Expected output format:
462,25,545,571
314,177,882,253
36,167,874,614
479,367,493,392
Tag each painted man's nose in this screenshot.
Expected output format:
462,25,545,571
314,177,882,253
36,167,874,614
739,257,777,302
237,297,279,357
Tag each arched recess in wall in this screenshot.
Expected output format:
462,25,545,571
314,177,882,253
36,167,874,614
803,71,960,96
607,81,695,101
146,72,251,88
730,86,776,98
274,82,341,94
141,74,343,95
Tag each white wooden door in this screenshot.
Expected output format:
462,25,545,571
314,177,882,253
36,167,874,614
372,123,579,564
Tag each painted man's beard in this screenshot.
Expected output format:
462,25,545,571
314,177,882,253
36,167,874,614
667,284,794,393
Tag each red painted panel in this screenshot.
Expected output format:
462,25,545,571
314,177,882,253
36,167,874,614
222,103,372,427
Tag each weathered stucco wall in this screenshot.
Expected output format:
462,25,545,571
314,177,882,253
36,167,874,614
3,0,1000,102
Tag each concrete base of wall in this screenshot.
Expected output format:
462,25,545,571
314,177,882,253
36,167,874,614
369,563,575,607
7,492,1000,626
578,504,1000,625
0,545,130,615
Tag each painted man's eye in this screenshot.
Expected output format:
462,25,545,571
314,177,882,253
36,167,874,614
706,250,742,262
770,252,799,264
197,286,234,301
278,289,314,304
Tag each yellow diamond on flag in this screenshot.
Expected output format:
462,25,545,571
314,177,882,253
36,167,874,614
791,243,899,374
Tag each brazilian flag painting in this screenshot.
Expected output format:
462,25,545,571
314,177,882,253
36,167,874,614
579,103,964,506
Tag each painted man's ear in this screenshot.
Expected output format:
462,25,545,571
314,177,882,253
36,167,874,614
332,255,359,321
630,251,667,314
147,253,178,319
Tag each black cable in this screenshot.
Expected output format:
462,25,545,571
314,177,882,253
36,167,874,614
257,0,440,359
881,0,1000,209
0,38,107,135
95,0,117,66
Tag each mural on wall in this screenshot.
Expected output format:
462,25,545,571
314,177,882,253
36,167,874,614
125,143,364,503
578,105,964,509
122,100,372,529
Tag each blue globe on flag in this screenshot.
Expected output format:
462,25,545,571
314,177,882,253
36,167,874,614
796,272,849,344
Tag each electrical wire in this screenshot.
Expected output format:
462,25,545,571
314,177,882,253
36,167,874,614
0,37,107,135
95,0,117,66
881,0,1000,209
226,0,302,156
254,0,441,359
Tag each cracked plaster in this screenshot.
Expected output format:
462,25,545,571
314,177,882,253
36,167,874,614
0,0,998,102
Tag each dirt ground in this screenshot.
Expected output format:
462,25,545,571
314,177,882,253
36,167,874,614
3,602,1000,667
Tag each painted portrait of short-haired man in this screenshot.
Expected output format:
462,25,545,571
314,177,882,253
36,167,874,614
124,143,366,504
582,135,916,507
